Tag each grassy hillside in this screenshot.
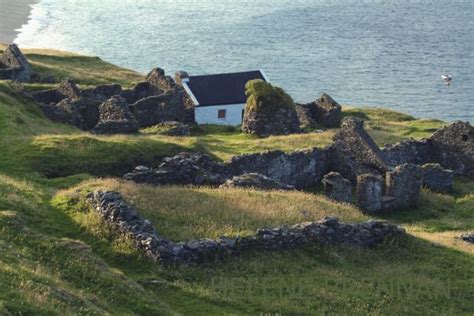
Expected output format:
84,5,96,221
0,46,472,315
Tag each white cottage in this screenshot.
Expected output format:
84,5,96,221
182,70,268,125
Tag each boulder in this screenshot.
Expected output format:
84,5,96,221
421,163,454,193
322,172,352,203
92,95,138,134
132,92,185,128
0,44,31,82
124,152,229,186
220,173,295,190
241,80,300,137
299,93,342,128
356,174,384,213
385,164,423,209
333,117,388,175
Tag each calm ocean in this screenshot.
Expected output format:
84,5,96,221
15,0,473,122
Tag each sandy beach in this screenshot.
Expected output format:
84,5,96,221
0,0,37,44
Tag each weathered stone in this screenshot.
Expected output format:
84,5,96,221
295,104,315,127
88,190,405,264
132,92,185,128
0,44,31,82
356,174,384,213
228,148,329,189
220,173,295,190
299,93,342,128
242,80,300,137
421,163,454,192
92,95,138,134
122,81,161,104
124,152,229,186
385,164,423,209
322,172,352,203
333,117,388,175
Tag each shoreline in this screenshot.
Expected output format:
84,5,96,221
0,0,37,44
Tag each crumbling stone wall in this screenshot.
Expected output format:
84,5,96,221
92,95,138,134
0,44,31,82
297,93,342,128
228,148,329,189
87,190,405,264
383,121,473,177
333,117,388,176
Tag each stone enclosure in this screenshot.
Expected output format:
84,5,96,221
87,190,405,265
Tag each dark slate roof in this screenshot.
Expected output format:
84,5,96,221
184,70,266,107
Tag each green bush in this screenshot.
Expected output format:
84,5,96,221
244,79,296,113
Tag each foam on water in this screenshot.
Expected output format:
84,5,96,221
15,0,474,122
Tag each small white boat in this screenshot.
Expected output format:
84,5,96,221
442,74,452,84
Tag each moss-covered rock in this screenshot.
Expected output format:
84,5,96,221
242,80,300,137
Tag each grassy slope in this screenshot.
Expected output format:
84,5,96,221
0,46,472,314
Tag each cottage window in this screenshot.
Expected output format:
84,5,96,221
218,109,226,119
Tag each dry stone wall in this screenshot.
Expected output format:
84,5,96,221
87,190,406,265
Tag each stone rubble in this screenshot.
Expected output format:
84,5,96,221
87,190,406,264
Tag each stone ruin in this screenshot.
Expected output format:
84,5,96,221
87,190,405,265
296,93,342,128
242,80,301,137
30,67,189,134
0,44,31,82
383,120,474,177
123,117,472,213
92,95,139,134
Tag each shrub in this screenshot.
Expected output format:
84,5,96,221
244,79,296,113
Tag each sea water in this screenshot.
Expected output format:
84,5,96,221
15,0,474,122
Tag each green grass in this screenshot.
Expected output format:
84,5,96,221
0,46,472,314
